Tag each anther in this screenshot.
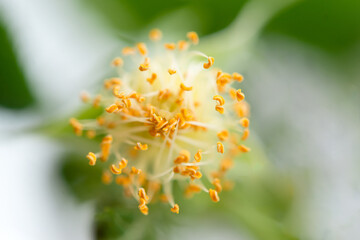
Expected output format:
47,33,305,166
122,47,135,55
239,117,249,128
217,142,224,154
232,72,243,82
203,57,214,69
100,135,113,162
164,43,176,50
212,178,222,193
86,152,97,166
168,68,176,75
241,129,249,140
131,166,142,175
105,104,118,113
80,91,90,103
147,73,157,84
136,42,147,56
217,130,229,141
180,83,192,91
69,118,83,136
112,57,123,67
194,150,202,162
171,204,180,214
139,57,150,71
178,40,188,50
209,189,220,202
149,29,162,41
236,89,245,102
134,142,148,151
138,188,149,202
215,105,224,114
187,32,199,45
238,144,251,153
213,95,225,106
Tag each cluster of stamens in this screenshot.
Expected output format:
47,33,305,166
70,29,251,215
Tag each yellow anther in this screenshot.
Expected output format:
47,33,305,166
241,128,250,140
113,86,126,99
238,144,251,153
139,197,147,208
213,95,225,106
112,57,123,67
215,105,224,114
171,204,180,214
217,130,229,141
220,158,233,172
86,130,96,139
173,165,182,174
203,57,214,69
178,40,188,50
158,89,172,100
191,171,202,180
239,117,250,128
134,142,148,151
69,118,83,136
105,104,118,113
168,68,176,75
93,95,101,108
122,98,132,108
119,158,128,168
131,166,142,175
164,43,176,50
80,91,90,103
212,178,222,193
217,142,224,154
180,83,192,91
232,72,243,82
138,188,149,202
115,176,131,185
146,73,157,84
139,57,150,71
139,204,149,215
96,116,105,126
229,88,236,100
194,150,202,162
174,150,190,164
187,31,199,45
149,28,162,41
86,152,97,166
101,171,113,185
136,42,147,56
122,47,135,55
100,135,113,162
110,163,122,174
236,89,245,102
209,189,220,202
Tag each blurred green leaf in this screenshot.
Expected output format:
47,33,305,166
265,0,360,53
0,19,35,109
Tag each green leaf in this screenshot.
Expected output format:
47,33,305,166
0,19,35,109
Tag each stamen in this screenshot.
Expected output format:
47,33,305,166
149,29,162,41
217,130,229,141
80,91,90,103
241,128,249,140
164,43,176,50
122,47,135,55
239,117,250,128
105,104,118,113
213,95,225,105
134,142,148,151
69,118,83,136
112,57,123,67
236,89,245,102
238,144,251,153
194,150,202,162
215,105,225,114
86,152,97,166
232,72,243,82
178,40,188,50
136,42,148,56
171,204,180,214
147,73,157,84
180,83,192,91
100,135,113,161
212,178,222,193
168,68,176,75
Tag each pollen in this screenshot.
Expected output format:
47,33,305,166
71,30,251,216
203,57,214,69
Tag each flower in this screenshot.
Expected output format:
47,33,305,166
70,29,250,215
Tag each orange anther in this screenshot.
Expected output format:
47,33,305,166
217,130,229,141
209,189,220,202
241,128,249,140
212,178,222,193
131,166,142,175
238,144,251,153
164,43,176,50
110,163,123,174
236,89,245,102
203,57,214,69
168,68,176,75
187,31,199,45
93,95,101,108
134,142,148,151
86,152,97,166
213,95,225,106
69,118,83,136
112,57,123,67
215,105,224,114
80,91,90,103
105,104,118,113
139,57,150,71
232,72,243,82
180,83,192,91
239,117,250,128
217,142,224,154
122,47,135,55
229,88,236,100
149,29,162,41
139,204,149,215
86,130,96,139
171,204,180,214
194,150,202,162
101,171,113,185
136,42,147,56
138,188,149,202
100,135,113,162
147,73,157,84
178,40,188,50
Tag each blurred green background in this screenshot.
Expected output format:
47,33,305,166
1,0,359,239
